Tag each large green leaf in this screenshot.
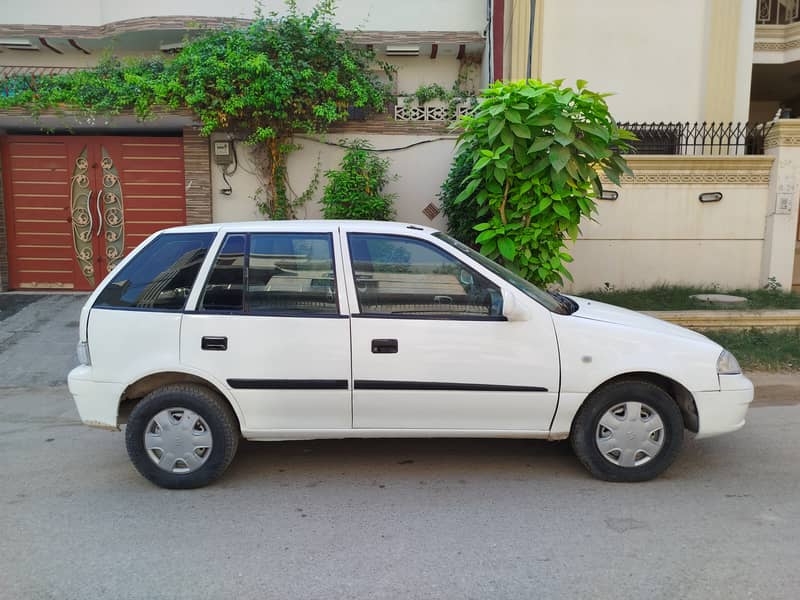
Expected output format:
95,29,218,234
528,136,554,153
576,121,610,142
497,237,516,260
548,145,570,172
553,115,572,134
510,123,532,139
487,117,504,141
505,110,522,124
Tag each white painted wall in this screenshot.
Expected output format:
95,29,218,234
565,183,770,291
210,133,458,229
3,0,487,31
537,0,755,124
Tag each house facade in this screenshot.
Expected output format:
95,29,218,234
0,0,798,293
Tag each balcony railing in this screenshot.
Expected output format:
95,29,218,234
757,0,800,24
617,122,775,156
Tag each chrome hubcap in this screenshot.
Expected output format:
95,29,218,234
144,408,213,474
595,401,665,467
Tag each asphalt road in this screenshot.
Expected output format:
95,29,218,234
1,294,799,599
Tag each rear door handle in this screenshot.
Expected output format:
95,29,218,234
201,336,228,351
371,339,398,354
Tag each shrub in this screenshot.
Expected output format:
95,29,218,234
320,140,396,220
455,79,634,285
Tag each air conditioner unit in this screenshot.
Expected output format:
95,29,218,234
0,38,37,50
385,45,420,56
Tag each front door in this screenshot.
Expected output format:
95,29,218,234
343,231,560,432
180,230,352,433
2,135,186,290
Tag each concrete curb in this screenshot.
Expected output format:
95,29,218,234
644,309,800,330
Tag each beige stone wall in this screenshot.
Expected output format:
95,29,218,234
536,0,756,123
564,156,774,292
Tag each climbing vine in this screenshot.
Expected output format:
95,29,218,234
0,1,392,219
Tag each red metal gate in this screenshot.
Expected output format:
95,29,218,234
2,135,186,290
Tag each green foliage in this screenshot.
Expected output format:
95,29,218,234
412,83,450,106
439,140,480,247
0,0,392,220
455,79,634,285
320,140,396,220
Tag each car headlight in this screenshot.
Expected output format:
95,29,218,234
77,341,91,366
717,349,741,375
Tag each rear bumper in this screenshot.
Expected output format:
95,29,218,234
67,365,124,430
693,374,754,439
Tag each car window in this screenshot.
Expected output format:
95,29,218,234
347,233,502,318
94,232,215,311
200,234,245,312
247,233,339,314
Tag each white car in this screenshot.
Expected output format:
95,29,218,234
68,220,753,488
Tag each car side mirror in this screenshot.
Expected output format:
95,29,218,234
501,288,529,321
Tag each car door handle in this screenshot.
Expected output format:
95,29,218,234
371,339,398,354
201,336,228,351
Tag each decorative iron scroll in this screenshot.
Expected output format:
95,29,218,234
100,147,125,273
70,147,94,286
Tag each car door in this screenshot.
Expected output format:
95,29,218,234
342,229,560,432
180,229,352,433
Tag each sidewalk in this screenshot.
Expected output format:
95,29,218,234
749,371,800,407
645,309,800,330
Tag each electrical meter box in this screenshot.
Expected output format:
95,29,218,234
213,141,233,165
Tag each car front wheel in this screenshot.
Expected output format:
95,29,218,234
570,380,684,482
125,384,240,489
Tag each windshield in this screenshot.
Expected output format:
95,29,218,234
433,232,568,314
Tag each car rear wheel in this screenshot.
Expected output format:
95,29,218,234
570,380,684,482
125,384,239,489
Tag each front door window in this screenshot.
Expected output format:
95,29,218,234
347,233,502,318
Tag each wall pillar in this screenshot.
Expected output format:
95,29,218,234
0,141,8,292
182,127,213,225
762,119,800,290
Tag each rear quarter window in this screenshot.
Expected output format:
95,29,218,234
94,232,215,311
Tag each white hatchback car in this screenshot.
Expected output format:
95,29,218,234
68,220,753,488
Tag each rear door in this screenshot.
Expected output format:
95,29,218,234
343,229,560,432
180,229,352,433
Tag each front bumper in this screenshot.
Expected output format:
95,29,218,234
693,373,754,439
67,365,125,430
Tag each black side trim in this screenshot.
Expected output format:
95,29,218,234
352,313,507,322
227,379,349,390
354,380,547,392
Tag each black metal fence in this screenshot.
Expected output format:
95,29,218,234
617,122,775,156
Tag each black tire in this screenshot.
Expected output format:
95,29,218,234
125,384,240,489
570,380,684,482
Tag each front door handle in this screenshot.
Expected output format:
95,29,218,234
371,339,398,354
201,336,228,351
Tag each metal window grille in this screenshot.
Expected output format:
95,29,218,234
617,122,775,156
756,0,800,24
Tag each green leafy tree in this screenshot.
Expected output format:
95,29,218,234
454,79,634,285
320,140,395,220
0,1,392,220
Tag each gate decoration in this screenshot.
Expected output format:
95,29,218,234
70,147,95,287
100,147,125,274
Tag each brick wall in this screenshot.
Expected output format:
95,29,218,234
0,153,8,292
182,127,213,225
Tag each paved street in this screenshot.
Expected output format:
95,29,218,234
1,294,799,599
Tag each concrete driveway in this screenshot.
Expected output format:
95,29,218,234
1,294,799,599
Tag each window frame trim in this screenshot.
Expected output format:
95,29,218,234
344,232,505,321
195,231,343,317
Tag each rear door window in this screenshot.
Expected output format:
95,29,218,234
199,232,338,315
94,232,215,311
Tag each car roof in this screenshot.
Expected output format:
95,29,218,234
160,220,440,236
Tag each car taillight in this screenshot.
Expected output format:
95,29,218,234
77,341,91,366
